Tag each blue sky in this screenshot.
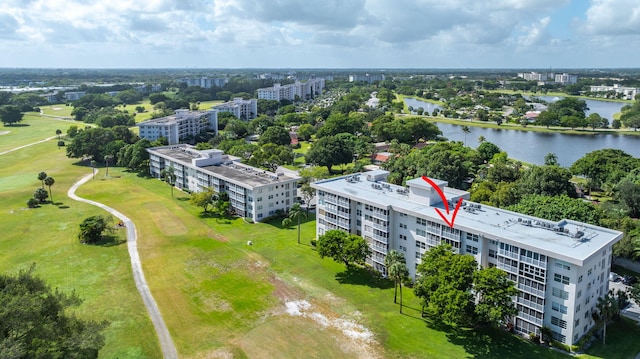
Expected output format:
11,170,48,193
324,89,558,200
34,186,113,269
0,0,639,69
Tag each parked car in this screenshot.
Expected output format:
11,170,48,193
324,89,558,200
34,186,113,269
609,272,621,282
622,275,638,285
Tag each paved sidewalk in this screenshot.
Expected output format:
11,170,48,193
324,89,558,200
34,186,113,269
68,172,178,359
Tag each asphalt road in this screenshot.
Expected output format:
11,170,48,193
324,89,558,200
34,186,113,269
68,172,178,359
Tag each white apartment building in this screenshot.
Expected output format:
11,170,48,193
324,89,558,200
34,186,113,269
147,145,299,222
138,109,218,145
590,84,640,100
311,170,622,346
257,78,325,101
517,72,553,82
64,91,86,101
555,73,578,85
348,74,386,83
177,77,229,88
212,97,258,120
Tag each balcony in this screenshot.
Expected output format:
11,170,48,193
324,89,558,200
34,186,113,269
520,255,547,268
518,312,543,326
498,249,519,260
518,283,545,298
372,222,387,231
497,262,518,274
518,297,544,312
372,233,389,244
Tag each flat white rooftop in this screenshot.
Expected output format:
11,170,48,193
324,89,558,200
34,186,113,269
312,173,622,266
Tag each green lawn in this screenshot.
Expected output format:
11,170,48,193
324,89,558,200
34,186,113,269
0,142,161,358
0,113,83,153
71,166,576,359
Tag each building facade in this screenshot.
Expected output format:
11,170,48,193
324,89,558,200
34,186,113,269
311,170,622,346
138,109,218,145
147,145,299,222
64,91,86,101
177,77,229,88
590,84,640,100
257,78,325,101
212,97,258,120
554,73,578,85
517,72,553,82
348,74,386,83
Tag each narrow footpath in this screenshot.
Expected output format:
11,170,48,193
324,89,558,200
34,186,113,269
68,172,178,359
0,136,57,156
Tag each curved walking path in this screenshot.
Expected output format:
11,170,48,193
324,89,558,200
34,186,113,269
68,172,178,359
0,135,57,156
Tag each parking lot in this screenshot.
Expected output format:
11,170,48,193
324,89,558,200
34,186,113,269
610,276,640,323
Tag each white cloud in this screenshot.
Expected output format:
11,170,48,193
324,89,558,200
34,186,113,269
0,0,638,67
579,0,640,36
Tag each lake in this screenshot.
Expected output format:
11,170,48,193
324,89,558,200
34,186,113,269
403,97,638,166
437,122,640,167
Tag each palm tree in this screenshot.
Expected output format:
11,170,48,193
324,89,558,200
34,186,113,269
478,135,486,143
44,176,55,204
37,171,47,189
160,166,176,197
55,129,62,140
104,155,114,177
596,291,619,345
288,203,306,244
462,125,470,146
385,251,409,313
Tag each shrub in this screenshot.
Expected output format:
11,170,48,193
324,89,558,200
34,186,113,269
310,239,317,247
27,198,39,208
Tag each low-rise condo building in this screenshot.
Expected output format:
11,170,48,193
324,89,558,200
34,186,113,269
257,78,325,101
311,170,622,346
212,97,258,120
138,109,218,145
147,145,299,222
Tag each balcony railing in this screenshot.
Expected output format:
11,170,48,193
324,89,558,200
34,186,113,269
518,283,545,298
520,255,547,268
498,249,519,260
518,297,544,312
518,312,543,326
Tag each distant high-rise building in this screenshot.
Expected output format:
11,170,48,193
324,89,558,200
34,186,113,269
348,74,386,83
257,78,325,101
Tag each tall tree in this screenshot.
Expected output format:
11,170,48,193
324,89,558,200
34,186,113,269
473,267,518,327
0,267,107,358
37,171,47,189
282,203,306,244
384,250,409,313
78,215,113,244
596,290,619,345
190,187,216,212
414,244,476,325
160,166,177,197
305,135,354,173
461,125,470,146
44,176,55,204
316,230,371,267
0,105,23,126
104,154,114,177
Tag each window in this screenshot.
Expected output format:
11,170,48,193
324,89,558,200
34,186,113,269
552,302,568,314
588,268,592,276
576,304,581,313
466,245,478,255
555,260,571,271
554,274,570,285
416,218,427,226
416,229,426,237
268,194,274,200
552,287,569,300
577,290,582,299
257,197,262,202
399,234,407,241
551,316,567,329
466,233,479,242
584,311,589,319
488,249,496,258
578,275,583,283
575,319,580,327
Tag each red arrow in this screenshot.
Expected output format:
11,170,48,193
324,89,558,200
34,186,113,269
421,176,463,228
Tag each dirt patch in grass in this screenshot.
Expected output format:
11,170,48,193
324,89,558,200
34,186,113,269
0,131,9,135
142,202,188,236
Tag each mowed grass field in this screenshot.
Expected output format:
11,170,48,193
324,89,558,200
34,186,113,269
0,113,81,153
76,167,578,359
0,140,161,358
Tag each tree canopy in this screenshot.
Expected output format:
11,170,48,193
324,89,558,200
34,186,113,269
78,215,113,244
0,105,23,126
316,230,371,267
305,135,354,172
0,267,107,358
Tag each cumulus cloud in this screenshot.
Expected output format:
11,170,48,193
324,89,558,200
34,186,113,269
579,0,640,36
517,16,551,48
